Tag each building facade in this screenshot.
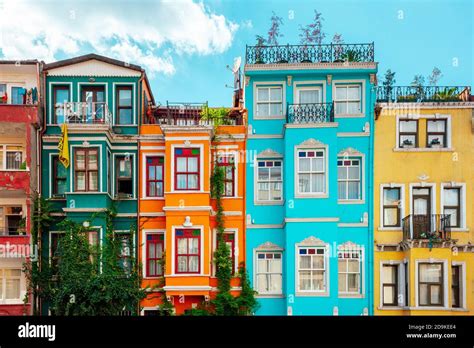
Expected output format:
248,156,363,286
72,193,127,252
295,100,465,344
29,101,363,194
0,60,41,315
373,86,474,315
138,102,247,315
39,54,152,314
244,44,377,315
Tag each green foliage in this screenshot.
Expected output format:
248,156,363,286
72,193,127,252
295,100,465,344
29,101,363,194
155,252,175,316
340,49,361,62
236,263,259,315
433,87,460,101
299,10,325,46
200,107,232,126
25,202,146,316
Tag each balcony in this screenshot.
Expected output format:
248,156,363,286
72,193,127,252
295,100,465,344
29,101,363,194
60,102,112,125
245,43,375,65
0,227,27,237
144,102,244,126
287,102,334,124
402,214,451,241
375,86,471,103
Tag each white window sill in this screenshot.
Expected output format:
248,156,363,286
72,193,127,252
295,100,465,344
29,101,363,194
378,227,402,231
338,293,364,299
338,200,365,205
450,228,469,232
377,306,409,310
408,306,455,311
113,124,137,127
393,147,454,152
295,194,328,199
140,197,165,200
0,300,24,305
254,201,284,206
0,169,29,172
296,291,329,297
255,294,284,298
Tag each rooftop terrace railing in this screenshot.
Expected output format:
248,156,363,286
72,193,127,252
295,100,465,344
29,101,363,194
245,43,375,64
375,86,471,103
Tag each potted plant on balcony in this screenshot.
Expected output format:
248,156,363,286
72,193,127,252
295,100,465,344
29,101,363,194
420,230,441,251
17,217,26,235
396,94,418,102
254,35,266,64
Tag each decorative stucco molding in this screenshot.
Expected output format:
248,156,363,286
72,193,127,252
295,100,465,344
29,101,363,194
298,138,325,147
256,148,283,158
299,236,326,246
256,241,284,251
338,241,363,250
338,147,363,157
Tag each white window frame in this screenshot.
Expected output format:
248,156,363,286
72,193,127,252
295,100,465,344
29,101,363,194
295,244,329,296
333,81,365,117
338,246,364,297
170,144,204,193
440,183,467,231
48,82,73,125
254,158,283,204
214,151,238,199
379,184,405,231
112,82,136,126
0,204,25,236
414,259,448,309
0,144,26,171
112,152,136,199
337,156,363,202
253,82,286,120
295,85,323,104
170,225,205,276
0,263,25,304
141,152,165,199
295,145,328,198
379,260,409,309
254,250,283,296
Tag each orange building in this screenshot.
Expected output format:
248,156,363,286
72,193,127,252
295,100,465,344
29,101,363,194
138,102,246,315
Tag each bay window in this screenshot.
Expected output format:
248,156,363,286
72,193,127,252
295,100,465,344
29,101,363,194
297,247,327,293
146,234,164,277
74,148,99,192
146,157,164,197
175,148,199,191
176,229,200,274
256,160,282,202
255,252,282,295
297,149,326,195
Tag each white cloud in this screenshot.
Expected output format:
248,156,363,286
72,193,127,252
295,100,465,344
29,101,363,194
0,0,238,75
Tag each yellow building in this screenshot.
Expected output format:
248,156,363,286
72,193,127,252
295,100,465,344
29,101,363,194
373,86,474,315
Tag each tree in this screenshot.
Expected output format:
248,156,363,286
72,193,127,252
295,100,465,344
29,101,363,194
428,67,443,86
267,11,284,46
411,74,425,87
299,10,325,45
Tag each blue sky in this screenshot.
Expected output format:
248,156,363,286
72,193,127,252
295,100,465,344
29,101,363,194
1,0,472,106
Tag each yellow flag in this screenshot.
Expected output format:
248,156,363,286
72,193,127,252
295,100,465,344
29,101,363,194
58,123,70,168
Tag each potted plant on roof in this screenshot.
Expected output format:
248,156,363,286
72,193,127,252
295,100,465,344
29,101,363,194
266,12,287,63
332,33,344,62
298,10,325,63
254,35,266,64
433,87,460,102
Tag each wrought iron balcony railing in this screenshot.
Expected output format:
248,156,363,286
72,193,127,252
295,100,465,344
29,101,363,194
0,227,27,236
60,102,112,125
375,86,471,103
287,102,334,124
402,214,451,241
145,102,244,126
245,43,375,65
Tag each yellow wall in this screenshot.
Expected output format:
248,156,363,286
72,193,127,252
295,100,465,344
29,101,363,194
374,104,474,315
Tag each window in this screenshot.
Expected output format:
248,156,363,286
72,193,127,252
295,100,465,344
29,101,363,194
0,84,6,99
338,249,362,295
399,120,418,148
0,206,23,236
84,230,99,264
256,160,282,201
115,155,133,197
427,120,447,148
382,188,401,227
217,155,235,197
116,233,132,273
0,269,22,300
175,148,199,191
11,87,23,105
146,157,164,197
116,86,133,124
256,86,283,118
217,232,236,272
74,148,99,192
0,145,23,170
451,265,461,308
146,234,164,277
418,263,443,307
443,187,460,228
382,265,398,306
335,84,361,115
52,156,67,197
52,85,70,124
297,149,325,195
175,229,200,274
337,158,361,200
255,252,282,295
298,247,326,292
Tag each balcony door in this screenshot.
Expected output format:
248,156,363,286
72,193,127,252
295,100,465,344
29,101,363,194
412,187,431,238
296,87,322,104
294,87,323,122
81,86,105,123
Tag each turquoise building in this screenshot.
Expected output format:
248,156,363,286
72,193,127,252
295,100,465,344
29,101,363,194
244,43,378,315
39,54,154,313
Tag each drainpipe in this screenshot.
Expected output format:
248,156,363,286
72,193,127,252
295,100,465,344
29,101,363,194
367,86,375,315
